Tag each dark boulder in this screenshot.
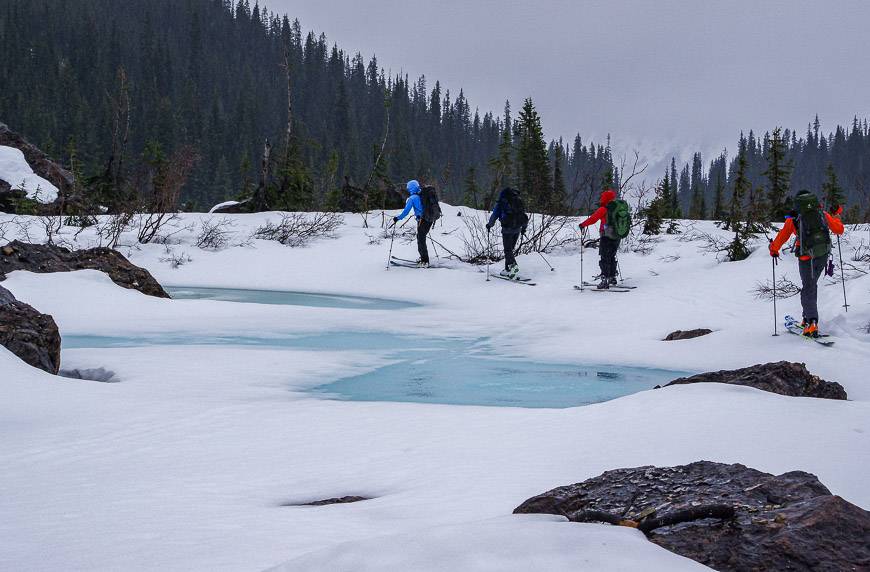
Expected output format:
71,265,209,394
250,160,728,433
0,121,75,201
59,367,120,383
663,361,846,400
664,328,712,341
0,284,61,374
515,461,870,572
0,240,169,298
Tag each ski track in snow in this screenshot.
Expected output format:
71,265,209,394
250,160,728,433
1,207,868,571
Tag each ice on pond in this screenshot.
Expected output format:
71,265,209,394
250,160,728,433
64,331,688,409
165,286,420,310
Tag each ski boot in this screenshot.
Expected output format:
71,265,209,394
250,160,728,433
499,269,512,278
608,276,618,286
508,264,520,279
597,278,610,290
802,320,819,338
417,260,430,268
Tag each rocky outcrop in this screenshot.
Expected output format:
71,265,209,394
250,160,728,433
0,284,61,374
664,328,712,341
663,361,846,400
0,121,74,200
514,461,870,572
0,240,169,298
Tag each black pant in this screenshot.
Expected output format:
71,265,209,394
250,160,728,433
798,255,827,322
503,232,519,270
417,218,433,263
599,236,620,279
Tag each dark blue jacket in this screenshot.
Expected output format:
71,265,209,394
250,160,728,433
488,190,525,234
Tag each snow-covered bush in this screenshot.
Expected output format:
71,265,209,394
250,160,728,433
252,212,343,247
752,276,801,300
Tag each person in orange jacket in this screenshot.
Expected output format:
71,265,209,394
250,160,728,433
769,190,844,337
579,189,619,289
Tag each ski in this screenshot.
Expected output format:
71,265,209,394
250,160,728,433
493,275,536,286
389,260,443,269
391,256,422,264
783,315,834,346
574,285,631,293
582,281,637,289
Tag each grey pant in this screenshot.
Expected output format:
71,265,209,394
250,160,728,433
798,255,827,322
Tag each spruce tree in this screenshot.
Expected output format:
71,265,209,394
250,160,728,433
514,98,552,213
689,152,706,219
763,127,792,222
821,163,844,213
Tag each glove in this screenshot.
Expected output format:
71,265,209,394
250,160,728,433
393,216,399,223
769,247,779,258
485,222,493,230
521,227,527,236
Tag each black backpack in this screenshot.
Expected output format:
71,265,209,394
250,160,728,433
420,185,442,223
794,192,831,259
501,188,529,230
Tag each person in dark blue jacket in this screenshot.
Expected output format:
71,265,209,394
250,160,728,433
486,187,528,278
393,180,431,267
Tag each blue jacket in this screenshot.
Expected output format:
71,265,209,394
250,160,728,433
396,180,424,221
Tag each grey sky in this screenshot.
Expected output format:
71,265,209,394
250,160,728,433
270,0,870,176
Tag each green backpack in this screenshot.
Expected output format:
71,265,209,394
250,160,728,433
605,199,632,239
794,192,831,259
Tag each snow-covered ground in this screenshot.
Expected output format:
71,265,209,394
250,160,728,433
0,146,59,203
1,207,868,571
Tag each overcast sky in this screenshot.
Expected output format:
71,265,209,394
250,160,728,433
269,0,870,175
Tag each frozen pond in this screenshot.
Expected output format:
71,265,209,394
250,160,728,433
63,332,688,409
165,286,420,310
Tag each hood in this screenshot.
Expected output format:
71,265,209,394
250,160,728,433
599,189,617,206
406,180,421,195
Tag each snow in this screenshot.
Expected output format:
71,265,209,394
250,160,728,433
1,208,868,571
208,200,240,213
0,145,59,203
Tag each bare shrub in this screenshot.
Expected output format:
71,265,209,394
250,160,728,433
630,234,661,256
659,254,681,263
95,212,134,249
752,276,801,300
195,217,235,250
252,212,343,247
460,216,500,264
135,146,199,244
516,214,579,255
159,249,192,269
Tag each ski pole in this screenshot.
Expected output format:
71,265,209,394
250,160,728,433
386,221,397,270
579,228,584,290
538,250,555,271
617,259,624,283
486,227,492,282
429,234,441,261
836,235,849,311
771,241,778,336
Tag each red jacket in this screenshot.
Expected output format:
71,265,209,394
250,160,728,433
580,190,617,234
770,211,844,260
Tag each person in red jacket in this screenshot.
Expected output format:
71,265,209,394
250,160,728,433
579,189,619,289
769,190,844,337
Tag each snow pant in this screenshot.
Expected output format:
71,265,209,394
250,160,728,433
417,218,433,264
599,236,620,279
502,232,520,270
798,255,827,322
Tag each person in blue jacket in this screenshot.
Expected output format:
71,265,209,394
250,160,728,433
393,180,431,267
485,187,528,278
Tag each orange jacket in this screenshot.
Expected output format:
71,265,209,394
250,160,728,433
580,190,617,234
770,212,844,260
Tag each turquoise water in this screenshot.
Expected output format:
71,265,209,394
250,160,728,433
63,331,687,408
165,286,419,310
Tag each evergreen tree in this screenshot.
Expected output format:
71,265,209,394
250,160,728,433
461,166,481,209
688,152,706,219
669,158,681,217
762,127,791,222
821,162,844,213
514,98,552,213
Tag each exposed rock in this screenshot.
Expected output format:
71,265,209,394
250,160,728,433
0,122,75,200
514,461,870,572
664,328,712,341
662,361,846,400
0,284,61,374
0,240,169,298
284,496,371,507
59,367,120,383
